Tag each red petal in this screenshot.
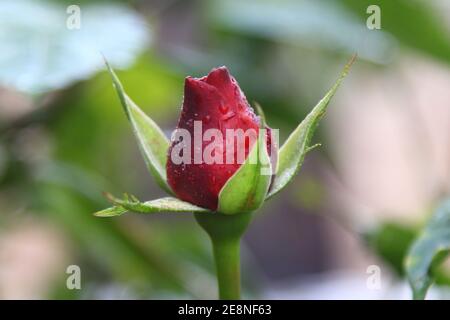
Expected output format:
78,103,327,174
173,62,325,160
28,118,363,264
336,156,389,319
167,67,276,210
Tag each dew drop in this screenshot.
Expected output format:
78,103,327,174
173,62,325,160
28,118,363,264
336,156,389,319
203,115,211,124
219,103,228,114
234,87,242,100
222,111,236,121
185,119,194,127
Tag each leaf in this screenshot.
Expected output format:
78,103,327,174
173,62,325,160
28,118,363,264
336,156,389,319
0,1,150,93
104,60,173,194
365,222,417,276
266,55,355,199
217,115,272,215
94,193,209,217
405,199,450,300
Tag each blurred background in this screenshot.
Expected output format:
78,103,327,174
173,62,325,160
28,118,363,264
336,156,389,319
0,0,449,299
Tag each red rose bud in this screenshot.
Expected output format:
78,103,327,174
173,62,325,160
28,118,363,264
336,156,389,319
167,66,277,211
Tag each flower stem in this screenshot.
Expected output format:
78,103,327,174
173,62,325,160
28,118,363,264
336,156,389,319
195,212,253,300
211,237,241,299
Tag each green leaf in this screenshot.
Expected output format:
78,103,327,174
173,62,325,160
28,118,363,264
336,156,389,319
365,222,417,277
266,55,355,199
94,193,209,217
405,199,450,300
104,60,172,194
217,117,272,215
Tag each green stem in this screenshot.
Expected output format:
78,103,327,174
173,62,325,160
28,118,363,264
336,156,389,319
195,212,253,300
212,237,241,299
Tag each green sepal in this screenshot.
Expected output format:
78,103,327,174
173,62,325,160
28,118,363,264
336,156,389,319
104,59,172,194
94,192,209,217
217,108,272,215
266,55,355,199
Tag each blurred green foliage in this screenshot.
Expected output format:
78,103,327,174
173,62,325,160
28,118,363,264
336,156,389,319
341,0,450,64
405,200,450,299
366,222,417,276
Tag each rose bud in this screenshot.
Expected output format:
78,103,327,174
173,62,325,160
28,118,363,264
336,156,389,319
166,67,277,211
98,56,354,301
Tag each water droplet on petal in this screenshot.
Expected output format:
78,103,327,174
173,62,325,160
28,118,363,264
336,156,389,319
219,103,228,114
203,115,211,124
222,111,236,121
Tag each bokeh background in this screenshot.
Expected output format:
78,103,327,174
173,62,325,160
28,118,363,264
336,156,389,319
0,0,449,299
